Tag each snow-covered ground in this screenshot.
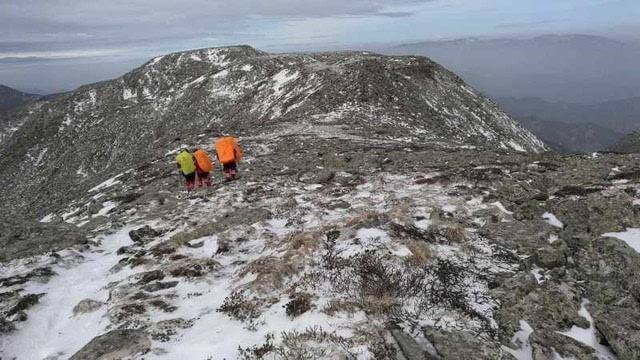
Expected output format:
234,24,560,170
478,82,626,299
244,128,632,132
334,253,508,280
0,228,136,358
0,171,525,359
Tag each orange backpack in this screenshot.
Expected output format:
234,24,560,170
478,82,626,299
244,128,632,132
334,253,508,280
194,149,213,172
215,137,242,165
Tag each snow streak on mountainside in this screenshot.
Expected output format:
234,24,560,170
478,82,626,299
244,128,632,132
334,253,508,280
0,45,544,220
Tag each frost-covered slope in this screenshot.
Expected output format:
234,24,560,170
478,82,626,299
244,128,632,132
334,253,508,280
0,45,544,220
1,136,639,360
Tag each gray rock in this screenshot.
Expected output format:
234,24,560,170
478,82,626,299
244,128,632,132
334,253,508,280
594,306,640,360
389,327,434,360
69,329,151,360
0,221,87,262
423,328,501,359
72,299,104,316
129,225,161,244
0,317,15,333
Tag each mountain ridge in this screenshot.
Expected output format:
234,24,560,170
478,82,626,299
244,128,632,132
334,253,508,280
0,84,41,111
0,45,545,220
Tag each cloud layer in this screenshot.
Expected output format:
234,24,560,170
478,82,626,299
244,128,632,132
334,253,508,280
1,0,637,92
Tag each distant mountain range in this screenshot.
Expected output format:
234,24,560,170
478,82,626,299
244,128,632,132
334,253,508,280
610,132,640,154
497,97,640,134
514,116,623,154
495,96,640,153
387,34,640,104
0,85,40,111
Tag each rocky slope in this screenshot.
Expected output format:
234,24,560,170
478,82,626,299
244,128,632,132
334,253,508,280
0,135,639,359
0,45,544,221
3,46,640,360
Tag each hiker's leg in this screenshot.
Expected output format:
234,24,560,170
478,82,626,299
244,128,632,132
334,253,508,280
222,164,232,181
230,162,237,178
197,171,204,187
186,173,196,191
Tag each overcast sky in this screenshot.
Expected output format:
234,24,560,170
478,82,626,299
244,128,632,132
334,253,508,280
1,0,639,93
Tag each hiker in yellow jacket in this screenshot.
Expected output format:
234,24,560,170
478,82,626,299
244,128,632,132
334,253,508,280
175,148,197,191
215,136,243,181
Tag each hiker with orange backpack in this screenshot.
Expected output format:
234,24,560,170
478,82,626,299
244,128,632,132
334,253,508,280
214,136,243,181
193,147,213,187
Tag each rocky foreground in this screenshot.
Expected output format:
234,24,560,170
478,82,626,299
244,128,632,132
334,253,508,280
1,135,639,359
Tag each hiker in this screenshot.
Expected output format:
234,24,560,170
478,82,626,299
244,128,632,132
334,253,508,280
175,148,197,191
193,147,213,187
215,136,243,181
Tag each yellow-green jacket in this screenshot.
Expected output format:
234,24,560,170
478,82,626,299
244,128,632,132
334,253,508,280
175,150,196,175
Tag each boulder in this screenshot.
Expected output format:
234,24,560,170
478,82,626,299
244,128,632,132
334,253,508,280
594,306,640,360
72,299,104,316
128,225,161,244
70,329,151,360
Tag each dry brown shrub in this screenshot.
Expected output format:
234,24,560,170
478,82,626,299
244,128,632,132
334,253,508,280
168,222,220,246
344,211,385,227
287,232,321,253
444,225,466,243
285,293,312,317
405,241,432,266
388,201,412,222
361,294,397,315
322,299,361,316
239,256,301,294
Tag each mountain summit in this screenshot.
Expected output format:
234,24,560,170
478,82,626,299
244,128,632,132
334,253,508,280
0,45,544,218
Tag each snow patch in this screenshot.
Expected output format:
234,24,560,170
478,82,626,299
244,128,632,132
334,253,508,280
150,56,164,66
266,218,293,237
34,147,48,166
0,228,137,359
94,201,118,217
76,166,88,178
123,88,137,100
272,70,299,96
415,218,432,230
40,213,55,223
336,228,391,258
602,228,640,253
507,140,526,152
558,299,616,360
542,212,564,228
531,265,545,284
502,320,534,360
491,201,513,215
88,173,124,193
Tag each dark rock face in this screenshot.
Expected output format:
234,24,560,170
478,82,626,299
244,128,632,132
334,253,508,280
0,221,87,262
69,329,151,360
0,46,544,220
